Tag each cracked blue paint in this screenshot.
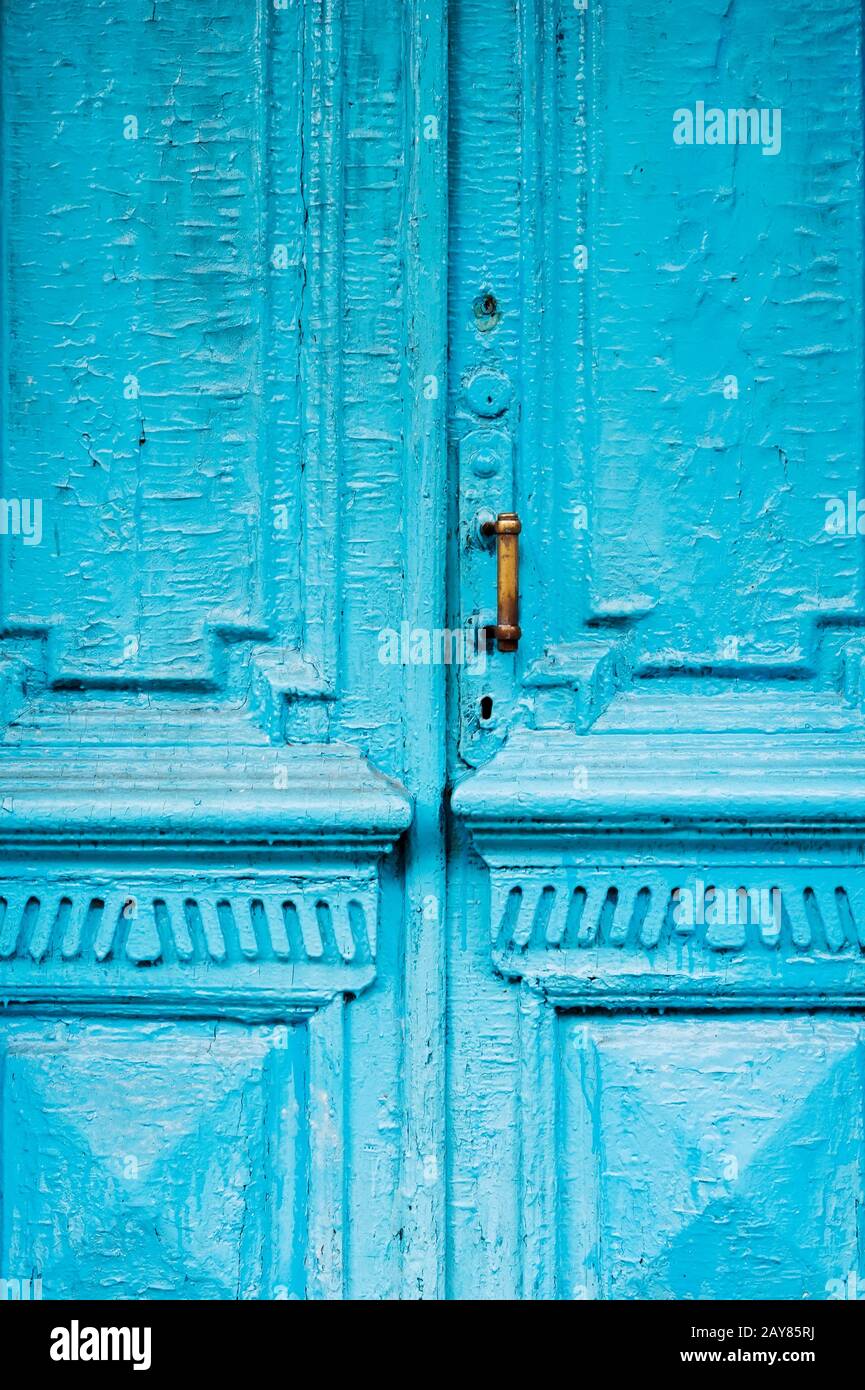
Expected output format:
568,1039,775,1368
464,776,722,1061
1,0,864,1303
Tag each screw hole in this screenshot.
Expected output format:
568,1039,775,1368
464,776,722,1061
480,695,494,722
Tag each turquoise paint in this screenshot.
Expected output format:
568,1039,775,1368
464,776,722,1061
0,0,430,1301
447,0,865,1302
1,0,865,1301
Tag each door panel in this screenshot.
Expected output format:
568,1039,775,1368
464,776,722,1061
0,0,446,1301
571,0,863,667
452,0,865,712
448,0,865,1302
559,1016,864,1301
1,1020,306,1299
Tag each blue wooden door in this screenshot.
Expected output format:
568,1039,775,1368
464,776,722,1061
0,0,438,1301
2,0,864,1303
448,0,865,1301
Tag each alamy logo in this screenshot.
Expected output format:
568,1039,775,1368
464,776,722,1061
673,101,782,157
377,621,487,672
0,1275,42,1300
825,491,865,536
673,881,781,932
50,1320,152,1372
827,1271,865,1300
0,497,42,546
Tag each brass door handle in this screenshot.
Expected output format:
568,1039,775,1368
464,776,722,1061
481,512,521,652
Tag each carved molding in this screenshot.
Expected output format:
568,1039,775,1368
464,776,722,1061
0,703,411,1015
455,722,865,1007
0,870,379,1015
488,866,865,1008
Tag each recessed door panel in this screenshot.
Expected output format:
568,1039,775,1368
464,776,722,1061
0,1021,305,1299
559,1016,864,1301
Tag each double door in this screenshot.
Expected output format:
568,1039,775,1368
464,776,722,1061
0,0,863,1299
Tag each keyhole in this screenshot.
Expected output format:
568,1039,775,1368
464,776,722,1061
480,695,494,722
473,291,502,333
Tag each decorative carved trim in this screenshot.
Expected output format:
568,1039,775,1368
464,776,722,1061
456,722,865,1007
493,873,865,955
0,710,410,1014
0,878,376,964
0,702,411,842
488,866,865,1007
0,868,380,1015
455,724,865,835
